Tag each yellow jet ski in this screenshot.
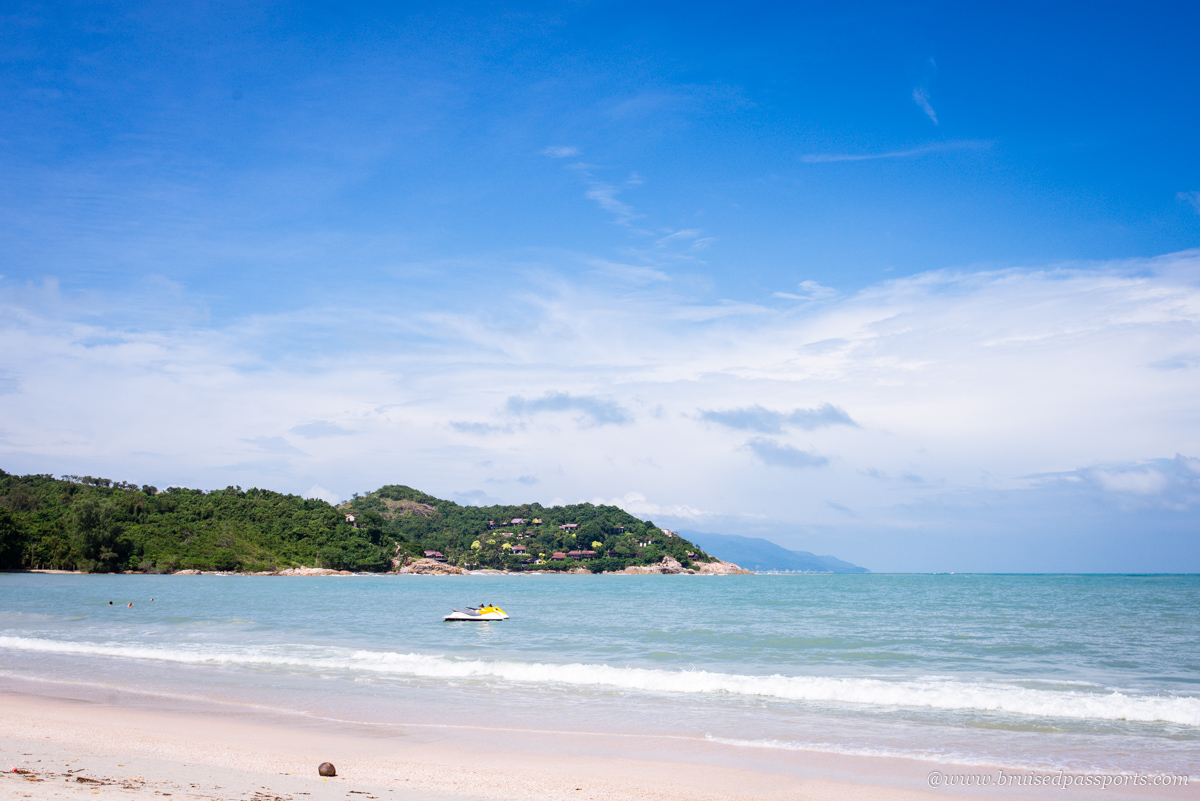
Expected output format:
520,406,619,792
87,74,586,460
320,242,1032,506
444,604,508,621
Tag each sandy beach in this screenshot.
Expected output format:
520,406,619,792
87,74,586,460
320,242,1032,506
1,687,1193,801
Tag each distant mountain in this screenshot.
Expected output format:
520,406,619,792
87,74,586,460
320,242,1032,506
678,530,869,573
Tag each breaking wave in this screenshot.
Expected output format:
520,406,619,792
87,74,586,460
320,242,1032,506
2,635,1198,726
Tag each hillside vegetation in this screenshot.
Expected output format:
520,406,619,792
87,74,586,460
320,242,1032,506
0,470,714,573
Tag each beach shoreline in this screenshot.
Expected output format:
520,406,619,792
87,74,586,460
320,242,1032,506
2,686,1193,801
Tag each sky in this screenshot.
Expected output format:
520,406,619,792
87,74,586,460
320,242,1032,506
2,0,1199,572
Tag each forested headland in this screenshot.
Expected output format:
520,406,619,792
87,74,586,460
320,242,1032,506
0,469,715,573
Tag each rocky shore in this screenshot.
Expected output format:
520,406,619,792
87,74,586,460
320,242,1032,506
159,555,751,576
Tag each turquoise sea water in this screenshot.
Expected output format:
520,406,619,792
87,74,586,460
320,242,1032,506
1,573,1197,774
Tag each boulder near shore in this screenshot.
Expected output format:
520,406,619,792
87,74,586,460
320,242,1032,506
397,557,467,575
619,556,751,575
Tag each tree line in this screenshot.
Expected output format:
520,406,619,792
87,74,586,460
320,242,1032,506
0,470,713,573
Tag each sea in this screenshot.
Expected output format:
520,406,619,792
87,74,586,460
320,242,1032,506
1,572,1197,776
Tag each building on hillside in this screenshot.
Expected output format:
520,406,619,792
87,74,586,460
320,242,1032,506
559,523,579,531
510,518,526,525
551,552,566,561
424,550,446,562
512,545,527,554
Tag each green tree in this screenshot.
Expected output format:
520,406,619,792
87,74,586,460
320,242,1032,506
0,507,28,568
70,496,126,573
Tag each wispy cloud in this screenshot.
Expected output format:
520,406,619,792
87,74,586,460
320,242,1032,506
912,87,939,124
773,280,837,301
651,228,715,251
588,259,669,285
243,436,304,455
541,146,579,158
291,420,353,438
583,184,638,225
745,438,829,469
700,403,857,434
801,140,989,163
506,392,632,427
449,421,511,435
1038,455,1200,511
1178,191,1200,214
1149,353,1199,371
4,250,1200,569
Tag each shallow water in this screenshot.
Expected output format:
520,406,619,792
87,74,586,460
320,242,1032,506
1,572,1196,774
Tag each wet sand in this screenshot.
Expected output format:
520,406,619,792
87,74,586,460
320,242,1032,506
2,691,1194,801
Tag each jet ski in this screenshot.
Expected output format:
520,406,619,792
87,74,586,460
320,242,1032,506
444,604,509,621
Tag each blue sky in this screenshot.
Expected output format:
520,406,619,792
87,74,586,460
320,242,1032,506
2,0,1199,571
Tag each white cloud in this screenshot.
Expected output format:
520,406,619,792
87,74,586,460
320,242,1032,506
1085,467,1169,495
597,491,709,521
2,249,1200,568
541,146,579,158
304,484,340,505
1070,454,1200,510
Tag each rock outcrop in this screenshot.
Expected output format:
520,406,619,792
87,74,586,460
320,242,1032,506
693,559,752,575
397,558,467,575
275,566,352,576
618,555,751,574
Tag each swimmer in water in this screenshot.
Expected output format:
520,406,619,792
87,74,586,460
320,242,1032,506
109,601,113,605
127,602,132,608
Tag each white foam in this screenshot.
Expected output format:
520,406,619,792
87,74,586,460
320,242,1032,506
2,635,1197,726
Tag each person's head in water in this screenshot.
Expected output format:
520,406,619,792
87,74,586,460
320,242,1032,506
108,601,113,605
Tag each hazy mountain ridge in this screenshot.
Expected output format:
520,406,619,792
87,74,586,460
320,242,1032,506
678,530,868,573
